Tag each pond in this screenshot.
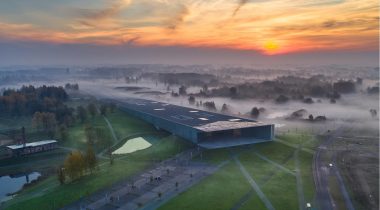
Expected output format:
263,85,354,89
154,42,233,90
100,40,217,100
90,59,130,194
112,137,153,155
0,172,41,202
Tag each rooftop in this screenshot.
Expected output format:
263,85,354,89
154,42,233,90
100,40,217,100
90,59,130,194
6,140,57,150
117,98,270,132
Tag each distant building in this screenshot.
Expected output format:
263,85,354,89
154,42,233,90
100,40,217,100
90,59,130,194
6,140,58,157
111,98,274,149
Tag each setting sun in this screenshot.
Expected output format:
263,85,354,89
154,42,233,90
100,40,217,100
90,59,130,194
263,40,280,54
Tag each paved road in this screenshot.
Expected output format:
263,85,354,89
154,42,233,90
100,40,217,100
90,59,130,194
331,143,355,210
313,128,355,210
313,131,338,210
61,148,218,210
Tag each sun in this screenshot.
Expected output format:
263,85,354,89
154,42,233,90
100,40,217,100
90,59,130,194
263,40,280,54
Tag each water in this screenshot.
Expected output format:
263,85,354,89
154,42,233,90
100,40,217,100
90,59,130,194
0,172,41,202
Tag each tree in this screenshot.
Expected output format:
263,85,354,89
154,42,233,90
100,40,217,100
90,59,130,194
333,80,355,93
203,101,216,111
32,112,57,137
58,125,68,142
57,166,65,185
108,148,114,165
179,85,187,95
251,107,259,118
76,106,87,123
275,95,289,103
87,103,97,118
64,151,86,181
221,103,229,112
188,95,195,105
308,114,314,121
100,104,107,116
229,87,238,97
84,124,95,145
85,145,97,173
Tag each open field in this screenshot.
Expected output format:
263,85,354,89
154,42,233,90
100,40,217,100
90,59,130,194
159,162,252,210
331,129,379,210
160,135,317,210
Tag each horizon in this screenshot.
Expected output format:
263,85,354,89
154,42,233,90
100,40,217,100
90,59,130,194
0,0,378,66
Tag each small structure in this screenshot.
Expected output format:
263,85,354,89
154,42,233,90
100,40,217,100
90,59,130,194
6,140,58,157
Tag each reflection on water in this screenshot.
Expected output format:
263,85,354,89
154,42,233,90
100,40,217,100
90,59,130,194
112,137,152,155
0,172,41,202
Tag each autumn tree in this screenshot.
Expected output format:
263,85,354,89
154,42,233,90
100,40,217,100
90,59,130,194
64,151,86,181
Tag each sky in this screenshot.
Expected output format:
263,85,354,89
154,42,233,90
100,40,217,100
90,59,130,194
0,0,378,66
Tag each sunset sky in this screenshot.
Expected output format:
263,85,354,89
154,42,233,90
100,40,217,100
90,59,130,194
0,0,378,65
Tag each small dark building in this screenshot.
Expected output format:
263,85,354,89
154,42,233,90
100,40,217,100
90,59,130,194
6,140,58,157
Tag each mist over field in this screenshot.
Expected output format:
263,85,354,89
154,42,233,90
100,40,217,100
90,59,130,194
1,64,378,135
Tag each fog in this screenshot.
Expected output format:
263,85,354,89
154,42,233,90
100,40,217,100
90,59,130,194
1,64,378,136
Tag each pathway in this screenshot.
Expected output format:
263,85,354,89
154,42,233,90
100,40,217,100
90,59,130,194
294,147,306,210
233,156,275,210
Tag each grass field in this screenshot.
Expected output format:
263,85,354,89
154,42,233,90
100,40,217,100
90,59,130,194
2,102,193,210
4,135,192,210
105,109,157,140
160,134,317,210
159,162,252,210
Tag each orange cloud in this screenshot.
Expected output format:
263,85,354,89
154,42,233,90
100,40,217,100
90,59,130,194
0,0,377,54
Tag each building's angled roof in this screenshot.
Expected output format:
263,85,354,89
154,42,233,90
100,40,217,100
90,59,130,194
116,98,271,132
6,140,57,150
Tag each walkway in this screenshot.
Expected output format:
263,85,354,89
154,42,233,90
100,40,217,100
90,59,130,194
61,149,218,210
233,156,275,210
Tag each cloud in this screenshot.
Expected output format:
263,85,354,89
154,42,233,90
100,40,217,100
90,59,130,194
232,0,249,17
164,4,189,31
74,0,132,29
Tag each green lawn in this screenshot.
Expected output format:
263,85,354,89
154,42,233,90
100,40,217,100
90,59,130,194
159,162,251,210
4,159,148,210
161,134,316,210
105,110,157,140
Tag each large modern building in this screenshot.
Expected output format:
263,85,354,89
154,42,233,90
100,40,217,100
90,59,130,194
112,98,274,149
6,140,58,157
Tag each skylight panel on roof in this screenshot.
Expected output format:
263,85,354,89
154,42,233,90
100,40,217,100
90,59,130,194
199,118,209,121
229,119,241,122
189,110,199,113
154,108,165,111
136,103,146,106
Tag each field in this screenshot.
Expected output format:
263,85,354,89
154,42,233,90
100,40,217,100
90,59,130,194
159,134,317,210
1,99,193,210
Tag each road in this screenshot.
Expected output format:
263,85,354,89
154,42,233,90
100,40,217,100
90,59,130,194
313,128,355,210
